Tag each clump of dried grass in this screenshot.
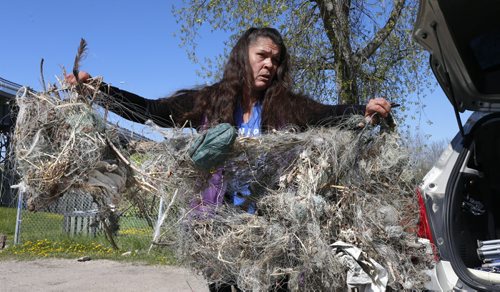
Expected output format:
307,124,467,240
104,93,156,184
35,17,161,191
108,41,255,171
14,82,111,209
12,78,432,290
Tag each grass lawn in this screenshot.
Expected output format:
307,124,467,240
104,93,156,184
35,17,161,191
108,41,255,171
0,207,175,265
0,207,16,247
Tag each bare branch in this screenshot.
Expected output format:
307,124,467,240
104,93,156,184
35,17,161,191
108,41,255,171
40,58,47,92
294,56,335,71
354,0,406,62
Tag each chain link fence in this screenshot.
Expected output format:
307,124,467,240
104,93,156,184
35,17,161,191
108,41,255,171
0,79,167,255
12,190,161,251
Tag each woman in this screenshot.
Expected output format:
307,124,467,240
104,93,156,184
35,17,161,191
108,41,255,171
68,27,392,291
68,27,391,212
67,27,391,131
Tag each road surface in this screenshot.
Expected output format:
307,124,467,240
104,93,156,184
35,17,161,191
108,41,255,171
0,258,208,292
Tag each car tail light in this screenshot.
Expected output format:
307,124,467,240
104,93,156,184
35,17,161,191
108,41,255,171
417,187,435,243
416,187,441,261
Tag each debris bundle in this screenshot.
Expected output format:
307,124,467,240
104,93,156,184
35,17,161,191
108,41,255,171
12,82,126,211
12,80,433,290
174,125,433,291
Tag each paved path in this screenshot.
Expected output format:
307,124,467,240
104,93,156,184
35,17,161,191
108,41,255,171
0,259,208,292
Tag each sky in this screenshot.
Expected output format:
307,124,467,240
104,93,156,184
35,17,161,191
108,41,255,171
0,0,468,143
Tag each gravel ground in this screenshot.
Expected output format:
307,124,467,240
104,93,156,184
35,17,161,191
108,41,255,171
0,258,208,292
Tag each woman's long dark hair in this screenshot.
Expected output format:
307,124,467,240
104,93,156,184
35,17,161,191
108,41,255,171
184,27,316,130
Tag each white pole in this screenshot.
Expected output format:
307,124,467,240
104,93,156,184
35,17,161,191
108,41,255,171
14,191,24,245
149,196,164,253
13,87,28,245
157,196,165,225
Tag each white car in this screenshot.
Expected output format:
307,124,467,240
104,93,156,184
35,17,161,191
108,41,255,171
414,0,500,290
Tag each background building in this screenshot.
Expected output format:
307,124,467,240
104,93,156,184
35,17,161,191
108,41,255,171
0,77,19,206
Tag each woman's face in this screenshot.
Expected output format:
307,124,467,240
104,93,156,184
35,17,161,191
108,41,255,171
248,37,280,92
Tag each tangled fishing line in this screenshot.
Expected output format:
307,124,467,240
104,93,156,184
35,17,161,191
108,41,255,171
11,43,433,290
173,125,434,291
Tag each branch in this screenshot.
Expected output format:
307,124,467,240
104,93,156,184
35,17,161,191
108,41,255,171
293,3,319,40
354,0,406,63
313,0,337,47
362,49,410,82
40,58,47,92
294,56,335,71
314,0,353,62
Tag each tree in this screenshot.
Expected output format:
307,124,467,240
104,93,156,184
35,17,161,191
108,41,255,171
173,0,433,106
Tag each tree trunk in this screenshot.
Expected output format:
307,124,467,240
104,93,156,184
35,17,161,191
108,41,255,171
315,0,359,104
315,0,405,104
334,55,359,104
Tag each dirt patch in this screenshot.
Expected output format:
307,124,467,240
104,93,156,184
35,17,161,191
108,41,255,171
0,258,208,292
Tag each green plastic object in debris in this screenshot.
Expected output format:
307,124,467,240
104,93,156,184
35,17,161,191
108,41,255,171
188,123,237,171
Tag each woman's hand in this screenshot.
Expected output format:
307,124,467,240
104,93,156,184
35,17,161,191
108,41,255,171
65,71,91,85
365,98,392,124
